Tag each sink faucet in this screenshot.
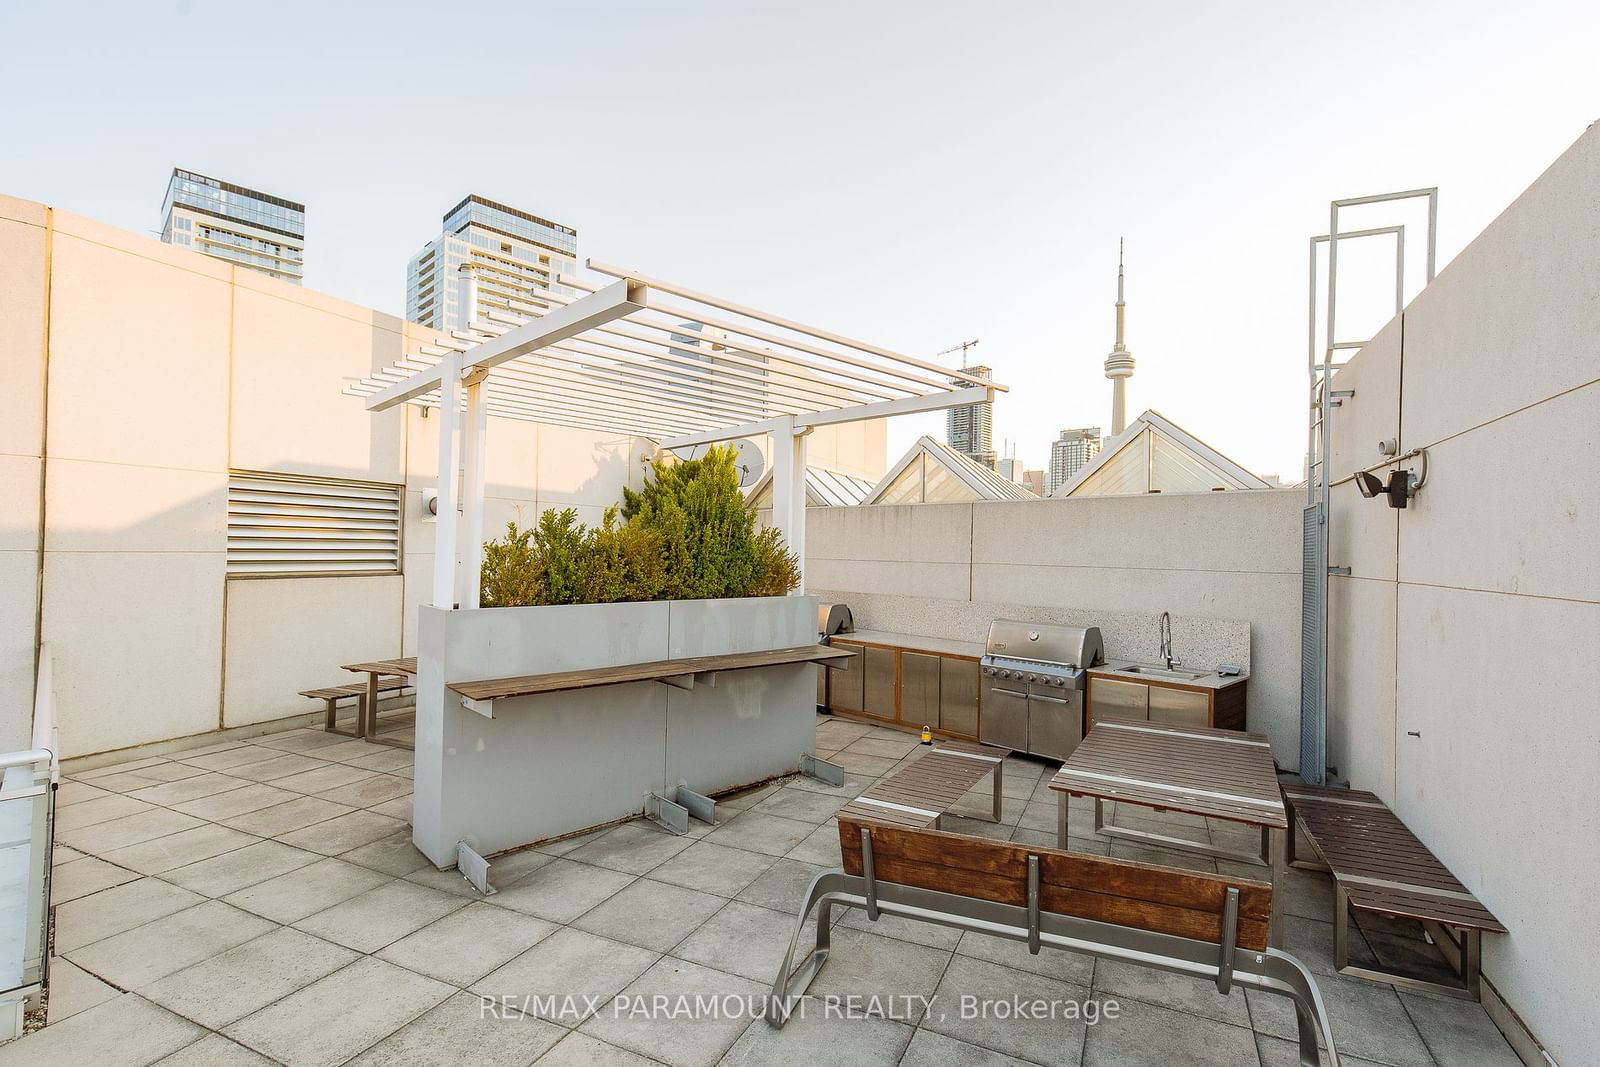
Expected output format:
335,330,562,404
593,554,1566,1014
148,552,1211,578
1159,611,1181,669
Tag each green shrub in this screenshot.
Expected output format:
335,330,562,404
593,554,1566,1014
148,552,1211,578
481,445,800,606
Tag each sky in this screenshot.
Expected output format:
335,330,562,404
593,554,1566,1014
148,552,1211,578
3,1,1597,479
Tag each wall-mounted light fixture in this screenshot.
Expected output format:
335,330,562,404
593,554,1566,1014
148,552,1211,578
1353,448,1428,509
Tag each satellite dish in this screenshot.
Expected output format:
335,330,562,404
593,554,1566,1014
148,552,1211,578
669,439,765,488
670,443,709,463
733,438,766,488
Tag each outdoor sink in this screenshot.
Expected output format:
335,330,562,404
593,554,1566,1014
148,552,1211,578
1117,665,1212,681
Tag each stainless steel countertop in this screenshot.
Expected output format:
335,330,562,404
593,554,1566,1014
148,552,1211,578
1090,659,1249,691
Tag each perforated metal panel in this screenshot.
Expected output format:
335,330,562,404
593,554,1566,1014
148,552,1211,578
1299,503,1327,783
227,473,402,577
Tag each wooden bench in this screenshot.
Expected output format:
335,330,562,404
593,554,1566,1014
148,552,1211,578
836,739,1008,829
448,644,854,718
768,815,1340,1065
301,679,409,737
1284,783,1505,1001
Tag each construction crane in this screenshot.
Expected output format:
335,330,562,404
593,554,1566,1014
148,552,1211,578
937,338,980,369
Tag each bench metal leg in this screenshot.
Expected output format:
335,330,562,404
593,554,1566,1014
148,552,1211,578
1092,797,1275,867
363,671,379,738
768,866,1340,1063
1056,790,1069,849
1335,885,1482,1000
991,759,1003,823
1268,826,1288,950
767,871,843,1027
323,697,337,731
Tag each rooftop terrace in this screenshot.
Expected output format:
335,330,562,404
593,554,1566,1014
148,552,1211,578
15,714,1516,1067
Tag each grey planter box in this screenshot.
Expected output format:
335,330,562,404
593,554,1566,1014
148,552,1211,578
411,596,819,867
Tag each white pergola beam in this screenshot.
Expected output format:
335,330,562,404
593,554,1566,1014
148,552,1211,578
365,279,645,412
496,286,913,405
587,260,1006,392
657,384,995,450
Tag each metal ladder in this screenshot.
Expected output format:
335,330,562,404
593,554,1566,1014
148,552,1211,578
1299,189,1438,785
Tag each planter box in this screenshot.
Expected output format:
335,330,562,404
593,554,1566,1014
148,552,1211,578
411,596,819,867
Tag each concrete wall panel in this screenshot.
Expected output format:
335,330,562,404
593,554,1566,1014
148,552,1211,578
808,501,972,566
1397,383,1599,603
223,575,404,727
0,211,46,458
43,550,224,755
1400,129,1600,449
229,285,406,482
1326,575,1396,797
43,458,224,554
1393,584,1599,1043
45,229,230,471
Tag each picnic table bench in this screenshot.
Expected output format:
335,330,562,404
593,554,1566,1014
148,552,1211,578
1284,783,1506,1000
339,657,418,749
300,678,410,737
768,813,1340,1065
835,738,1007,829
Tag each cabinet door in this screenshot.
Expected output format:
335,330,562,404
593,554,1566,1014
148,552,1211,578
827,641,865,713
1089,677,1147,729
863,646,899,720
1148,686,1210,727
938,657,979,737
900,653,940,729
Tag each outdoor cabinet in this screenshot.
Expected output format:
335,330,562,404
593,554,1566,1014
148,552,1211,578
1086,673,1248,731
1148,686,1209,727
863,646,898,720
900,653,941,728
827,640,865,713
938,657,980,737
1088,676,1148,729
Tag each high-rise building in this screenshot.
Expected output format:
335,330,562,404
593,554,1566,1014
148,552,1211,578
160,168,304,284
1048,426,1102,494
945,363,996,469
1103,240,1135,435
406,194,577,333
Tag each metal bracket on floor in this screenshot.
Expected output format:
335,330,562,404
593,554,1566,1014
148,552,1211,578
674,784,716,826
799,753,844,787
645,791,691,835
456,840,495,895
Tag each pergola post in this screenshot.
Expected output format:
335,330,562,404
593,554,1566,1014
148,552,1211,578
769,417,808,593
457,275,488,609
458,371,488,609
431,352,463,609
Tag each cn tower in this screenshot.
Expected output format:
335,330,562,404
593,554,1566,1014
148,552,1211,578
1103,239,1135,436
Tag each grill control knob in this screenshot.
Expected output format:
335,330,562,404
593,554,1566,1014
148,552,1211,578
1025,673,1036,684
1053,677,1065,687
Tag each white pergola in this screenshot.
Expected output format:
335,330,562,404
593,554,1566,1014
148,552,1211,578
347,259,1006,608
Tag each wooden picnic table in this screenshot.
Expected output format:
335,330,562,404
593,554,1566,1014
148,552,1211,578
340,657,418,749
1047,717,1290,947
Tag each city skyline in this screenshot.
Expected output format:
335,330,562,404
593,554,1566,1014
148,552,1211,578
7,3,1597,478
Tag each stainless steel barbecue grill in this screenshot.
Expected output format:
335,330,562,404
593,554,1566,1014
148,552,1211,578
979,620,1104,760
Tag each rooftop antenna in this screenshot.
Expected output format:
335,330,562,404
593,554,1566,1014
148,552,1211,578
937,338,981,369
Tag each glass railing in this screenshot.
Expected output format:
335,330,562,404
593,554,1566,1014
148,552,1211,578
0,645,57,1038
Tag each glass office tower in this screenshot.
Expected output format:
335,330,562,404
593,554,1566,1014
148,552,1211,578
160,168,304,284
405,195,578,332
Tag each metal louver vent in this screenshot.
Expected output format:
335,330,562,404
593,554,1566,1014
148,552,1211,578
227,473,402,577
